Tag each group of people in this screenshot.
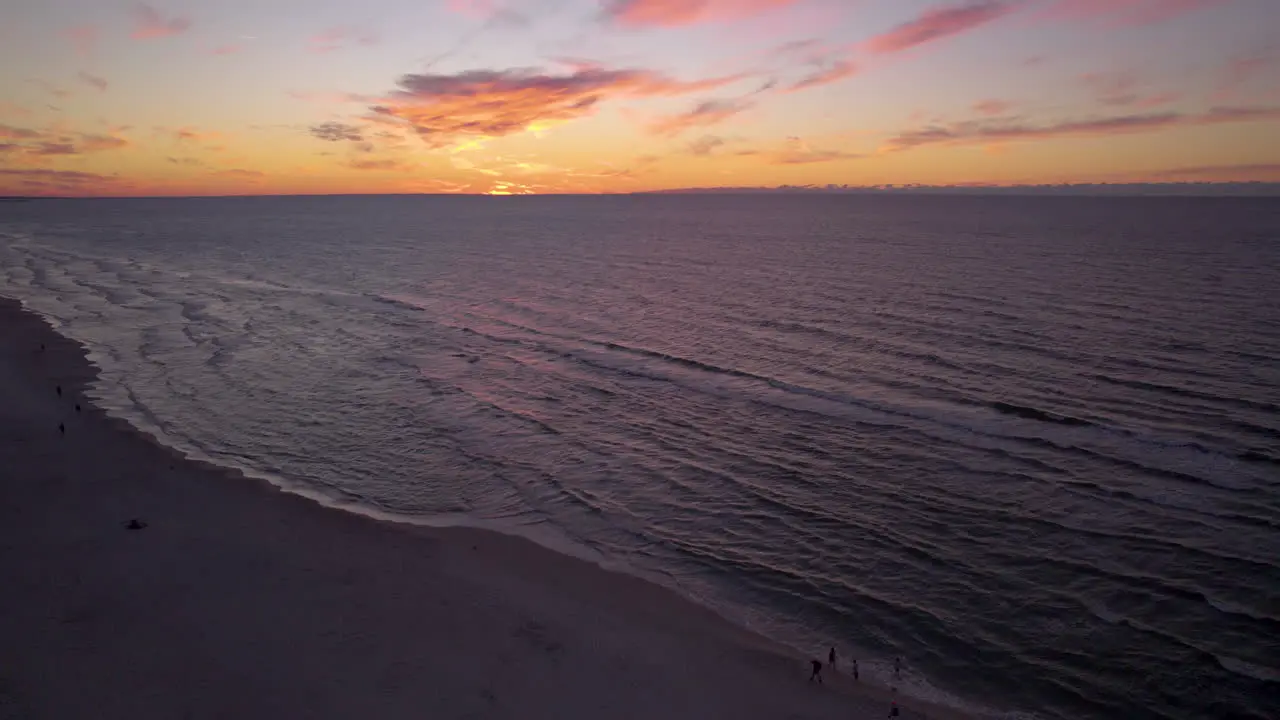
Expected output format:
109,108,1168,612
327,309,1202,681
809,649,904,717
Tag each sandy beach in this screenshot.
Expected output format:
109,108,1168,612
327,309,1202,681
0,296,972,720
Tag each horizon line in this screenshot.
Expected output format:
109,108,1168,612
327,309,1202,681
6,180,1280,201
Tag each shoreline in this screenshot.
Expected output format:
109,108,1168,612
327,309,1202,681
0,294,982,720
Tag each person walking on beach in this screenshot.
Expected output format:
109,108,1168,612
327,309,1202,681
809,659,823,684
852,658,859,681
828,647,837,672
889,700,900,718
894,656,902,680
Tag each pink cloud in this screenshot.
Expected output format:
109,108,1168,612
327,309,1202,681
973,99,1012,116
131,4,192,40
1214,51,1278,101
602,0,801,28
865,1,1017,55
883,105,1280,151
649,98,754,136
77,71,108,92
1040,0,1228,26
308,27,378,54
211,43,244,56
368,66,745,148
787,59,858,92
64,25,98,56
448,0,495,17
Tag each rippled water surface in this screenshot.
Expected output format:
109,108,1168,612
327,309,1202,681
2,195,1278,719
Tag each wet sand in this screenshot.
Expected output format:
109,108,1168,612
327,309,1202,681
0,296,971,720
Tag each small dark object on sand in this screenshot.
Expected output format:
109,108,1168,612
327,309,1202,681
56,385,62,397
125,519,148,530
39,343,45,352
75,403,81,413
58,422,65,435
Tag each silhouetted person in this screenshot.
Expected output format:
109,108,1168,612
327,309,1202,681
39,343,45,352
56,385,62,398
889,701,900,718
75,403,81,413
894,656,901,680
58,422,64,436
852,659,860,681
809,659,823,684
829,647,837,671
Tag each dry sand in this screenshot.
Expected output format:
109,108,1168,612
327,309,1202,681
0,296,975,720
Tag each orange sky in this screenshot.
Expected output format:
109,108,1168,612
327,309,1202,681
2,0,1278,196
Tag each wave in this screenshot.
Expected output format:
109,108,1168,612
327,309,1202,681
1093,373,1280,415
1216,655,1280,683
990,401,1094,427
1238,450,1280,468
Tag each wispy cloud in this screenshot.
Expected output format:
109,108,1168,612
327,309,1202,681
601,0,801,28
1081,71,1180,108
1147,162,1280,179
308,27,378,54
212,168,265,178
649,98,753,136
0,124,43,140
973,99,1012,116
1213,50,1278,101
288,91,373,104
1040,0,1228,26
77,134,129,152
310,122,365,142
865,1,1017,55
77,71,108,92
131,3,192,40
347,158,412,171
64,25,98,56
688,134,727,156
211,43,244,56
448,0,496,18
166,126,221,143
883,105,1280,151
0,167,120,192
787,59,858,92
367,66,745,149
29,80,71,100
772,136,863,164
0,103,32,119
0,124,130,162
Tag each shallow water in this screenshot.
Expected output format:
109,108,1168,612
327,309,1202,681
2,194,1278,719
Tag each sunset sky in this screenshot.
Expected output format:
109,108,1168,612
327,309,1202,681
2,0,1278,195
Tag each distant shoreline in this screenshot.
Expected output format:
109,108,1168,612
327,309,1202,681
3,181,1279,200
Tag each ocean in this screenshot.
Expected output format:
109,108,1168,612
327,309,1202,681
1,194,1277,720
